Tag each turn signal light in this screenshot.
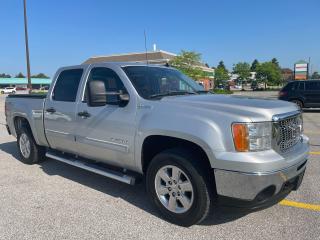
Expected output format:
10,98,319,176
232,124,249,152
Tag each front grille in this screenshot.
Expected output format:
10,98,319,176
273,114,303,152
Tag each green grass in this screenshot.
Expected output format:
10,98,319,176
212,89,233,94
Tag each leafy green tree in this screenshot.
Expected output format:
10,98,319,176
0,73,11,78
233,62,251,80
15,72,25,78
250,59,259,71
256,62,282,88
311,71,320,79
31,73,50,78
233,62,251,88
169,50,205,80
217,61,228,72
214,61,229,85
271,58,280,68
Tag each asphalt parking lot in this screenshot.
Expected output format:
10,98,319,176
0,93,319,240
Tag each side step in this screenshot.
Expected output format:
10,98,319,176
45,152,136,185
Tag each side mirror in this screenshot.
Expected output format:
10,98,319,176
88,80,129,107
88,80,107,107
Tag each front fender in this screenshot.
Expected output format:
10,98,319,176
134,110,226,172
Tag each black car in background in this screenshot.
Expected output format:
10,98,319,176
278,80,320,108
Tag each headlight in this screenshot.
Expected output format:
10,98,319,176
232,122,272,152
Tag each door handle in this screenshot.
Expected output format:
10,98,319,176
46,107,56,113
78,111,91,118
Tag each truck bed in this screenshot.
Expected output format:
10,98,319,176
5,95,48,147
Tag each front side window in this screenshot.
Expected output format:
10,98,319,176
53,69,83,102
122,66,204,99
305,81,320,91
84,67,127,104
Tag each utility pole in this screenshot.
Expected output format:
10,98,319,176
23,0,32,92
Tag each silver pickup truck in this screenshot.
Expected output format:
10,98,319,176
5,62,309,226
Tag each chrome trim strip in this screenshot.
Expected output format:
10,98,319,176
85,137,129,152
45,129,69,135
272,110,301,122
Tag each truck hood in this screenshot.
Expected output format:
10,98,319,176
161,94,299,122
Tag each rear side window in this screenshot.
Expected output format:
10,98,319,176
53,69,83,102
305,81,320,91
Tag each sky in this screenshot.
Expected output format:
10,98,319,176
0,0,319,77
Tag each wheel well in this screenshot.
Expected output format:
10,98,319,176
142,135,211,173
14,117,31,135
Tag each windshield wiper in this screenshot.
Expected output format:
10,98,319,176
149,90,197,99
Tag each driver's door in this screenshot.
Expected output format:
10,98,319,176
74,66,136,169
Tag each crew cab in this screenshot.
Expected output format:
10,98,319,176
5,62,309,226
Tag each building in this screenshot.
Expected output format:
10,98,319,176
0,78,51,89
83,50,215,90
281,68,293,82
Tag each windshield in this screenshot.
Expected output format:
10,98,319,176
122,66,205,99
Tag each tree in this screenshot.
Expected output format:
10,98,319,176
217,61,227,72
169,50,205,80
256,62,282,88
250,59,259,71
0,73,11,78
271,58,280,68
15,72,26,78
233,62,251,80
31,73,50,78
214,61,229,85
311,71,320,79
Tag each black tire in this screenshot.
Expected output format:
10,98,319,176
146,148,215,227
17,127,46,164
291,99,303,109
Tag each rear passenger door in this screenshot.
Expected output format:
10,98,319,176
304,81,320,107
44,67,85,153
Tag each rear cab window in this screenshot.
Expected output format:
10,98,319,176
52,69,83,102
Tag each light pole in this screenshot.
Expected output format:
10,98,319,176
23,0,32,92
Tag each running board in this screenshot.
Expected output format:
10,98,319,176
45,152,136,185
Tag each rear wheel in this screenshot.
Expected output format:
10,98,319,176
291,99,303,109
146,148,214,226
17,128,45,164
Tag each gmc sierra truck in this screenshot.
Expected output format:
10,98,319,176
5,62,309,226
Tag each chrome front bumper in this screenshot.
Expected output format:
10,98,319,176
214,159,307,201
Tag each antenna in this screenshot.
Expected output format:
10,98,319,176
144,30,149,65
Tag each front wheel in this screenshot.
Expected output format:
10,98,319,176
146,148,214,226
